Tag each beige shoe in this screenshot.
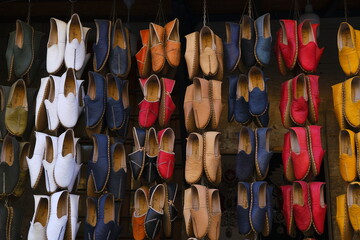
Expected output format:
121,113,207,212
210,80,223,129
193,78,211,129
185,133,203,184
183,188,194,237
336,194,354,240
207,189,221,240
185,32,200,79
184,84,196,133
214,34,224,81
190,184,209,239
199,26,218,76
204,131,221,184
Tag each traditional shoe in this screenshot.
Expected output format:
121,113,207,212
290,74,308,126
108,142,127,200
149,22,165,73
292,181,312,232
184,84,196,132
234,74,251,124
113,81,130,137
0,204,8,240
228,73,237,122
254,107,269,128
185,32,200,79
28,195,49,240
278,19,298,71
42,135,58,193
144,127,159,183
307,75,320,124
67,139,82,192
145,184,165,239
250,181,267,233
309,182,326,235
163,182,179,237
236,127,255,181
241,15,256,67
185,132,203,184
110,19,131,78
336,194,354,240
128,127,146,181
280,185,295,237
164,18,181,68
84,197,97,240
5,79,28,136
193,78,211,129
289,127,311,180
5,29,16,81
306,125,325,176
157,128,175,180
282,132,295,181
207,189,221,240
190,184,209,239
93,19,111,72
44,75,61,131
0,135,19,196
66,194,81,240
209,80,223,129
332,82,346,129
347,182,360,231
263,185,273,236
138,74,161,128
64,13,85,71
136,29,151,78
183,188,194,237
132,186,149,240
213,34,224,81
94,193,117,240
76,26,92,79
254,13,272,66
84,71,106,128
337,22,359,76
339,129,356,182
248,66,268,116
35,77,51,131
279,79,293,128
47,18,66,74
223,22,241,73
204,131,221,184
47,190,69,239
344,77,360,128
275,27,290,76
237,182,251,235
7,205,22,240
199,26,218,76
159,78,176,127
12,141,30,197
0,86,11,139
255,128,273,180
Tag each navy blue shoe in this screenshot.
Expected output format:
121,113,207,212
115,105,130,139
145,184,165,239
228,72,239,122
94,193,116,240
236,127,255,181
254,105,269,128
143,127,158,184
114,201,122,239
223,22,241,73
93,19,111,72
107,142,127,200
84,71,106,128
84,197,97,240
255,128,273,180
234,74,252,124
250,181,267,233
254,13,272,66
128,127,146,180
163,182,178,237
263,185,274,236
248,66,269,116
237,182,251,235
241,15,256,68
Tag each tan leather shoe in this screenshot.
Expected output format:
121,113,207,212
185,133,203,184
184,84,196,132
347,182,360,232
210,80,223,129
336,194,354,240
190,184,209,239
149,23,165,73
204,132,221,184
185,32,200,79
183,188,194,237
207,189,221,240
214,34,224,81
164,18,181,68
193,78,211,129
199,26,218,76
132,186,149,240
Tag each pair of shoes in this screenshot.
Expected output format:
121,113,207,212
280,74,320,128
346,182,360,232
337,22,360,76
237,182,273,236
184,185,221,240
228,67,269,127
282,126,325,181
138,74,176,128
185,132,221,185
0,203,22,240
338,129,360,182
236,127,273,181
336,194,354,240
184,78,222,131
275,19,324,75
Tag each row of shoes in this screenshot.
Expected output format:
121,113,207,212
136,18,181,78
236,127,273,181
228,66,270,127
281,181,326,237
184,78,222,132
280,73,320,128
183,184,221,240
27,191,80,240
223,13,272,73
137,74,176,128
237,181,273,236
132,183,178,240
338,129,360,182
129,127,175,181
0,204,21,240
282,126,325,181
275,19,324,75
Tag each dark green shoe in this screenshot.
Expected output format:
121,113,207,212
5,31,16,82
0,204,9,240
7,206,22,240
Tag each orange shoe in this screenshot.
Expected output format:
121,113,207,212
149,23,165,73
164,18,181,68
136,29,151,78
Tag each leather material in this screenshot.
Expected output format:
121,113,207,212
132,186,149,240
348,182,360,231
254,106,269,128
47,191,69,240
184,32,200,79
307,75,321,124
185,132,203,184
159,78,176,127
339,129,356,182
128,127,146,180
210,80,223,129
280,185,295,237
93,19,111,72
42,135,58,193
263,185,273,237
223,22,241,73
338,22,360,76
248,66,268,116
280,79,293,128
309,182,327,235
290,127,311,180
184,84,196,132
255,128,273,180
27,131,47,189
136,29,151,78
282,132,295,181
190,185,209,239
46,18,66,74
250,181,267,233
94,193,116,240
214,34,224,81
144,155,157,184
199,26,218,76
149,23,165,73
204,131,221,184
307,126,325,176
145,184,165,240
292,181,312,232
278,19,298,70
0,135,19,196
275,27,290,76
290,74,308,126
0,86,10,139
183,188,194,236
108,142,127,200
193,78,211,129
163,182,178,237
165,18,181,68
236,127,255,181
84,197,97,240
207,189,221,240
157,128,175,180
234,74,252,124
254,13,272,66
336,194,354,240
344,77,360,128
44,75,61,131
132,214,146,240
241,15,256,67
237,182,251,235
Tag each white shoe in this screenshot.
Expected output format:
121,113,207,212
47,191,69,240
44,75,61,131
28,195,50,240
26,131,48,188
42,135,58,193
76,26,91,79
67,138,82,192
35,77,51,131
64,13,86,71
66,194,81,240
47,18,66,74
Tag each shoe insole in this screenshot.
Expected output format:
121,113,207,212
57,192,68,218
249,72,264,91
87,199,97,227
122,82,129,108
237,77,249,101
63,131,74,157
238,185,248,208
350,185,360,205
69,18,81,42
225,23,231,44
258,184,267,208
295,77,307,99
45,136,54,163
145,80,159,102
108,78,119,100
161,131,174,152
148,131,159,157
113,144,125,171
293,183,304,206
239,130,251,154
114,25,126,49
1,139,13,166
190,137,198,156
320,184,326,207
104,196,114,224
352,78,360,102
194,80,202,102
201,30,212,50
302,22,314,45
152,187,165,212
88,77,96,100
342,28,353,49
64,72,76,97
242,18,252,40
15,21,23,48
47,78,56,103
263,16,271,38
168,21,179,42
11,82,26,108
211,191,221,214
136,192,148,216
48,19,58,47
214,135,220,156
265,130,271,152
290,130,300,154
340,131,352,155
280,22,288,45
34,198,49,226
20,143,30,171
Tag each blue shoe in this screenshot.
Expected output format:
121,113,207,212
255,128,273,180
250,181,267,233
223,22,241,73
234,74,252,124
228,72,239,122
248,66,269,116
145,184,165,239
241,15,256,68
84,197,97,240
107,142,127,200
84,71,106,128
94,193,116,240
254,105,269,127
263,185,274,236
236,127,255,181
128,127,146,180
93,19,111,72
237,182,251,235
254,13,272,66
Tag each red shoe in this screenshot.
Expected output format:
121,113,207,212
157,128,175,180
289,127,311,180
290,74,308,126
292,181,312,232
282,132,295,181
279,79,293,128
275,28,290,76
307,75,320,124
280,185,295,237
309,182,327,235
138,74,161,128
159,78,176,127
278,19,298,71
306,126,325,176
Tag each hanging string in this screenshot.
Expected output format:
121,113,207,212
69,0,76,16
110,0,117,23
26,0,31,24
248,0,252,19
344,0,348,22
203,0,207,26
155,0,167,26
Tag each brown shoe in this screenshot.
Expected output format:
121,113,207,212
183,188,194,237
210,80,223,129
190,184,209,239
132,186,149,240
214,35,224,81
204,131,221,184
184,84,196,132
199,26,218,76
207,189,221,240
185,133,203,184
149,23,165,73
185,32,200,79
164,18,181,68
193,78,211,129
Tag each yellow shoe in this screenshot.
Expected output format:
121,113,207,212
336,194,354,240
338,22,360,76
347,182,360,231
339,129,357,182
332,82,346,129
355,29,360,60
344,77,360,128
